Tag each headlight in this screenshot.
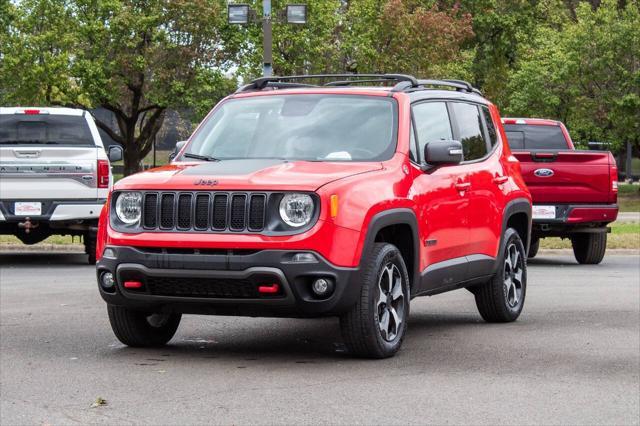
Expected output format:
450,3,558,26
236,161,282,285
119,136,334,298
279,193,314,227
115,192,142,225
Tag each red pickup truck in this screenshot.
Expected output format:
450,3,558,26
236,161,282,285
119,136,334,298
503,118,618,264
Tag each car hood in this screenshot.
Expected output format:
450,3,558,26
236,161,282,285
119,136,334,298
114,159,384,192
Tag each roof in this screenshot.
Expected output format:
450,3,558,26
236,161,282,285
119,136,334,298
233,74,487,103
502,118,562,126
0,107,87,116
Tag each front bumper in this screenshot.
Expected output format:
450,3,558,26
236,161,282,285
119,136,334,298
96,246,361,317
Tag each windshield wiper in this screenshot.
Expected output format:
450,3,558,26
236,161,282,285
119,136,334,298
182,152,220,162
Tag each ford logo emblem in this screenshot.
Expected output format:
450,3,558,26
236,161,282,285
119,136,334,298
534,168,554,177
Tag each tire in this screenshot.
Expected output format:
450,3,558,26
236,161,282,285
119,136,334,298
528,237,539,259
84,232,97,265
340,243,410,358
474,228,527,323
107,305,181,347
571,232,607,265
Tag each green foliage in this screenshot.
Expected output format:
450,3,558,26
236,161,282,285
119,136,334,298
506,0,640,150
1,0,638,174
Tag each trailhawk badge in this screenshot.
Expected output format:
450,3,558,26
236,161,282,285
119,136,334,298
194,179,218,186
534,168,554,177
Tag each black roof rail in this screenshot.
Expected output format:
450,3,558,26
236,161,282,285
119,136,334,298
236,73,419,92
392,78,482,96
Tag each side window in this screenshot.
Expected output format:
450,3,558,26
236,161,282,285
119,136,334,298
450,102,488,161
412,102,453,162
481,106,497,147
409,122,417,162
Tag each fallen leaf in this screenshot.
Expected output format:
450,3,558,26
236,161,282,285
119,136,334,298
90,397,107,408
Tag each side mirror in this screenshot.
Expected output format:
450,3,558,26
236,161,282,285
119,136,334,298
424,140,464,166
169,141,187,162
107,145,123,163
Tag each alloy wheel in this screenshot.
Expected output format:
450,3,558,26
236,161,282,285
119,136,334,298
376,263,405,341
503,243,524,308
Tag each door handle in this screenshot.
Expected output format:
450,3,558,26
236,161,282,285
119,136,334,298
455,182,471,191
493,176,508,185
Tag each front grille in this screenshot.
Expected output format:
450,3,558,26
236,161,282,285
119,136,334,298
142,191,266,232
146,276,259,298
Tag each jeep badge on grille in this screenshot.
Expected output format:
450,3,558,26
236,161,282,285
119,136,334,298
194,179,218,186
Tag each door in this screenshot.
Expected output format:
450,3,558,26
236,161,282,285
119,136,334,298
410,101,471,290
449,102,506,272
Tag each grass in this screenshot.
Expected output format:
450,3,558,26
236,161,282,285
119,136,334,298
618,183,640,212
0,234,82,245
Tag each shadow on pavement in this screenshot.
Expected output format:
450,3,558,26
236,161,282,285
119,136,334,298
0,252,90,266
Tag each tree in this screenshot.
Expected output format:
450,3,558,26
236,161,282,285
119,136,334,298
71,0,237,175
2,0,238,176
506,0,639,150
342,0,474,77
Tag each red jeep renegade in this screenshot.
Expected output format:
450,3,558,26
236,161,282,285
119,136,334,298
96,74,532,358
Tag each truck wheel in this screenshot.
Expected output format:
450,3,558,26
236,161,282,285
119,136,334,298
340,243,410,358
107,305,181,347
571,233,607,265
528,237,540,259
84,232,97,265
474,228,527,323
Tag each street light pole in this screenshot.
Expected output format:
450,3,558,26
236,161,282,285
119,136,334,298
228,2,306,77
262,0,273,77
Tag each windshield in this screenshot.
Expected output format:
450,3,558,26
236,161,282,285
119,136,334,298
0,114,94,146
182,94,397,162
504,124,568,150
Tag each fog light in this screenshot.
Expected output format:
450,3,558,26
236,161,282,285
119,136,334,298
101,272,115,289
311,278,334,298
102,247,116,259
291,252,317,263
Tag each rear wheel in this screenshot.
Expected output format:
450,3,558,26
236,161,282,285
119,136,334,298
474,228,527,323
107,305,181,347
528,237,539,259
340,243,410,358
571,232,607,264
84,232,97,265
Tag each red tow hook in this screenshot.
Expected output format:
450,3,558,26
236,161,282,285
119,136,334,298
123,280,143,289
258,284,280,294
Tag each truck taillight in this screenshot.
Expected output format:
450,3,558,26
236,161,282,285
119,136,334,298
608,152,618,203
97,160,110,188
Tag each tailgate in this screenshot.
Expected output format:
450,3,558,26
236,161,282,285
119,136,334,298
513,150,612,204
0,146,99,200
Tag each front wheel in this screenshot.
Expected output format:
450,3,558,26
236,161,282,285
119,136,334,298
571,232,607,264
107,305,181,347
474,228,527,323
340,243,410,358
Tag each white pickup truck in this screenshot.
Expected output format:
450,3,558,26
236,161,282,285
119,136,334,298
0,107,122,263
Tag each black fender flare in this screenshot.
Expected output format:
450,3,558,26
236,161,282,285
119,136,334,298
359,208,421,294
496,198,532,272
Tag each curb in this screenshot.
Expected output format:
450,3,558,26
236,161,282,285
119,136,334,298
538,248,639,255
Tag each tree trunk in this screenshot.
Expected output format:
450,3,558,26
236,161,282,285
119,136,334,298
123,141,144,176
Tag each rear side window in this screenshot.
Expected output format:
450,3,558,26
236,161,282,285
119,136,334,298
450,102,488,161
0,114,94,146
411,102,453,163
503,124,567,150
481,106,497,147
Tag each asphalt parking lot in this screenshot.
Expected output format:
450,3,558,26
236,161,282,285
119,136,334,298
1,252,638,425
